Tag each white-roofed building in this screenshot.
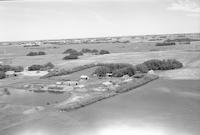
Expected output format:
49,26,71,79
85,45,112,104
80,75,89,80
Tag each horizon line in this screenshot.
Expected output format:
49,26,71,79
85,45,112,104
1,32,200,43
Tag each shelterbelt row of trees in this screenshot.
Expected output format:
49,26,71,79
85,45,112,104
93,59,183,77
62,48,110,60
42,59,183,78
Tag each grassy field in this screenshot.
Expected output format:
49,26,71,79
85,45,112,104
0,41,200,67
0,40,200,135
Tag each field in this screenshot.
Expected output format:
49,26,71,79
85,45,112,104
0,37,200,135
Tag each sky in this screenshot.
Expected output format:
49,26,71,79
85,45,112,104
0,0,200,41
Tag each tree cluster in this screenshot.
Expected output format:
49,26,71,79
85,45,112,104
27,51,46,56
99,50,110,55
143,59,183,70
94,63,136,77
0,65,23,72
0,64,24,79
28,62,54,71
81,48,99,54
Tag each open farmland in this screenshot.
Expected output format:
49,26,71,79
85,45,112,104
0,34,200,135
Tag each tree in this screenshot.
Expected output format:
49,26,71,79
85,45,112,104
136,64,149,73
12,66,24,72
0,71,6,79
44,62,55,69
26,52,38,56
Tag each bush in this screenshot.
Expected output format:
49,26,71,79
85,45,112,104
99,50,110,55
27,51,46,56
44,62,54,69
136,64,149,73
143,59,183,70
63,54,78,60
81,48,99,54
81,48,92,53
27,52,38,56
12,66,24,72
0,71,6,79
63,49,83,56
70,51,83,56
91,49,99,54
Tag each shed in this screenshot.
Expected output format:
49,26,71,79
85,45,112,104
106,73,112,77
75,84,85,88
122,75,130,80
102,81,113,86
80,75,89,80
148,70,155,75
56,81,64,85
5,71,16,77
64,81,79,86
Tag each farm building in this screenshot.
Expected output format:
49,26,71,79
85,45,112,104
5,71,17,77
56,81,64,85
64,81,79,86
80,75,89,80
74,84,85,88
122,75,131,80
102,81,113,86
148,70,155,75
106,73,112,77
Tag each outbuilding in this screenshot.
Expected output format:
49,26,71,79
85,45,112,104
102,81,113,86
64,81,79,86
5,71,16,77
148,70,155,75
106,73,112,77
80,75,89,80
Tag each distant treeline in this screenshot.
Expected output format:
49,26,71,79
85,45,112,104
62,48,110,60
156,42,175,46
156,38,200,46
